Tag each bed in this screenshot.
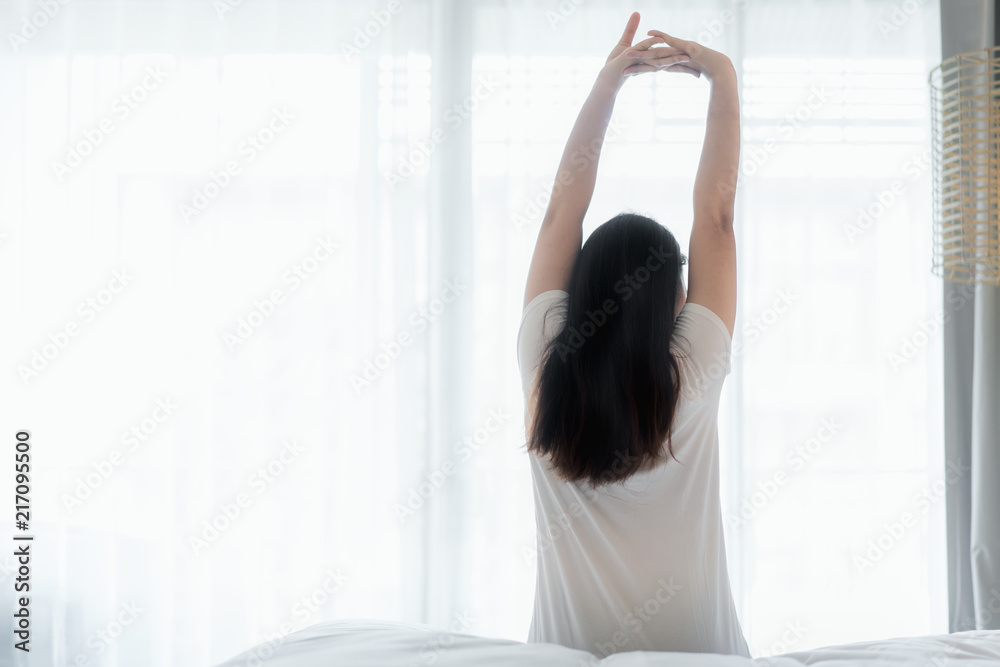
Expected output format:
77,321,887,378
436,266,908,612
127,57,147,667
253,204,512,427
215,619,1000,666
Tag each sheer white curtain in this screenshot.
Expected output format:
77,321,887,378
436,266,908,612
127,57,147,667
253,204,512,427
0,1,944,665
475,0,946,653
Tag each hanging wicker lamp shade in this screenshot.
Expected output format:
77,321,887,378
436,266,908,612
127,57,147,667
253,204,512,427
929,46,1000,284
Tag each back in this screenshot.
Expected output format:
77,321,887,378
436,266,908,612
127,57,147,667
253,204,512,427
516,289,750,658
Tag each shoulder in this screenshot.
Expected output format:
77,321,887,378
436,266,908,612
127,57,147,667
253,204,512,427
673,302,732,348
521,289,568,323
671,301,733,402
517,290,569,385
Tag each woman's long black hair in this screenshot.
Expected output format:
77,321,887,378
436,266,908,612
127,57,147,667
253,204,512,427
527,212,686,487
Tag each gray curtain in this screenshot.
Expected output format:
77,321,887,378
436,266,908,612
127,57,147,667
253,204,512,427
940,0,1000,633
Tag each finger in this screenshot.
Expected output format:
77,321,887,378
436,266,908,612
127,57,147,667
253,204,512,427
619,36,664,58
623,64,657,76
629,53,691,67
662,64,701,77
646,30,702,57
655,55,692,67
645,29,687,46
624,46,689,59
627,35,664,52
618,12,640,47
624,65,701,78
623,56,693,74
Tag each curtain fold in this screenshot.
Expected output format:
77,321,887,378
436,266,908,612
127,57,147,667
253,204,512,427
939,0,1000,633
970,286,1000,629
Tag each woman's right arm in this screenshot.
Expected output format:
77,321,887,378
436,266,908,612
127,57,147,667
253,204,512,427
630,33,741,336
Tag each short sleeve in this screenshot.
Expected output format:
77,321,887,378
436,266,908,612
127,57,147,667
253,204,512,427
671,302,733,401
516,290,568,395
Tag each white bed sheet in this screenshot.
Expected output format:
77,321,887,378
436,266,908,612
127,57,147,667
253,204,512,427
215,619,1000,667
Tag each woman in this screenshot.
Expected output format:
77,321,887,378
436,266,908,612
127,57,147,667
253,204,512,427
516,12,749,658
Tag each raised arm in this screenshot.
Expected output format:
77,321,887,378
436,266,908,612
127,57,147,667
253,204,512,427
522,13,694,309
637,32,741,336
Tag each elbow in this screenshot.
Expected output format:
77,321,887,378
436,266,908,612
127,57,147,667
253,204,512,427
696,181,736,230
700,208,734,232
717,209,734,230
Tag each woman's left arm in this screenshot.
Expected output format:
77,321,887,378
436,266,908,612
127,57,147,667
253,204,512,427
522,12,694,308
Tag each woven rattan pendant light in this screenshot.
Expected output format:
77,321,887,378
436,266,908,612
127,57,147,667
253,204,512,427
929,47,1000,284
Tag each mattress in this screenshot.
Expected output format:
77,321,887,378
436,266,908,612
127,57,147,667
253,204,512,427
214,618,1000,666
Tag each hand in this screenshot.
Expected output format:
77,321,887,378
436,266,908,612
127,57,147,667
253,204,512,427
599,12,693,91
630,30,734,82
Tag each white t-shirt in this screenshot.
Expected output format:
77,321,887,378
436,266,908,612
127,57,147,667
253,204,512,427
516,289,750,659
